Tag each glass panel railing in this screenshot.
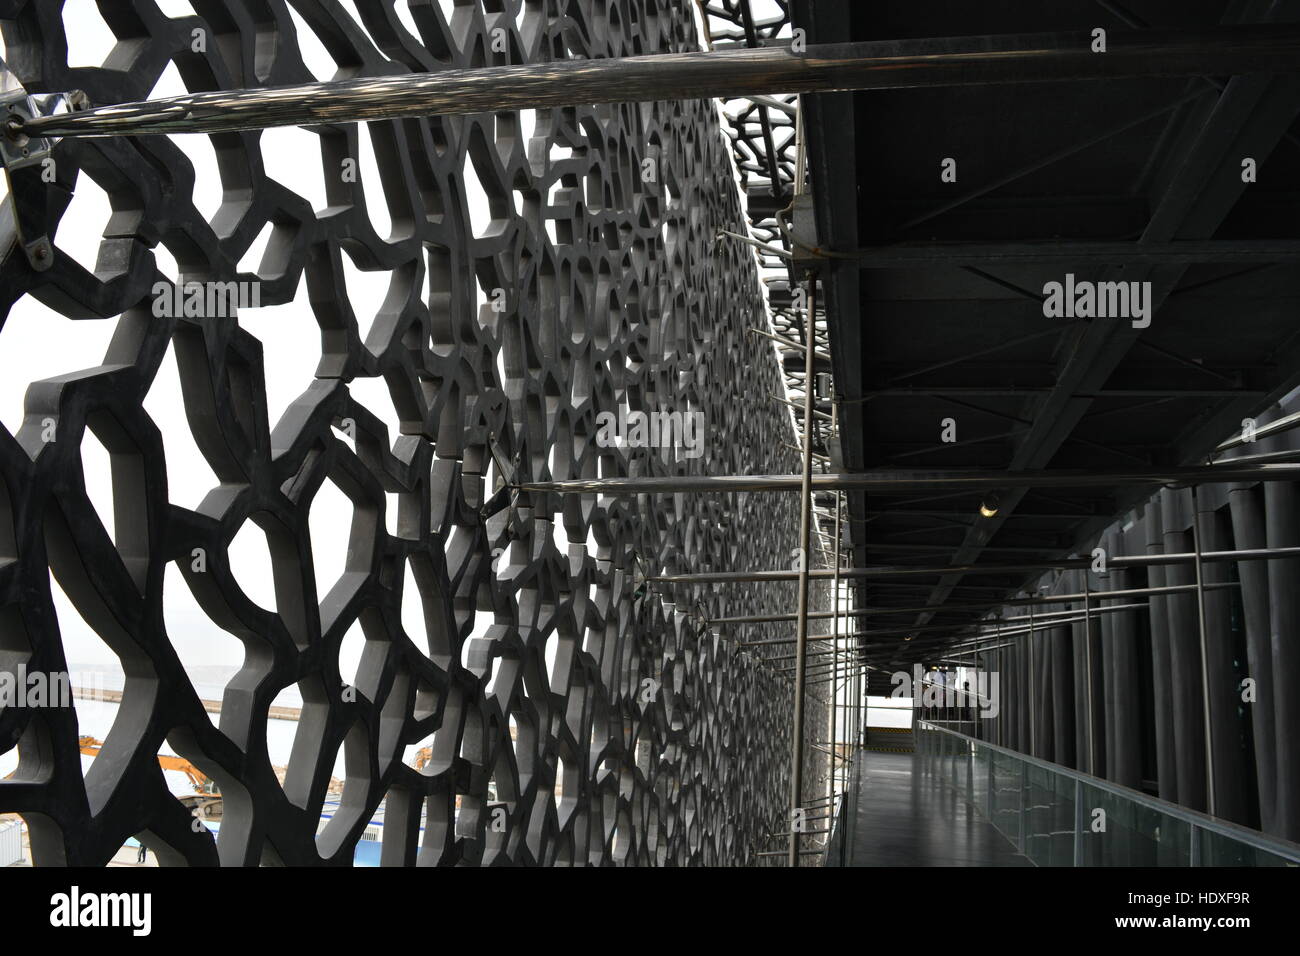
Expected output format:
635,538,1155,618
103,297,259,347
916,720,1300,867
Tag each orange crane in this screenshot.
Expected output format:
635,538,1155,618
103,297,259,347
78,736,222,817
413,746,432,771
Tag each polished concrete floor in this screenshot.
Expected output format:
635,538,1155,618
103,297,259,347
842,748,1032,866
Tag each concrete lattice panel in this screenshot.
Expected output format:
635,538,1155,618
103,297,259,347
0,0,827,865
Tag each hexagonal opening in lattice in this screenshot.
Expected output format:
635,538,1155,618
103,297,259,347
143,342,222,513
307,474,356,606
227,518,278,614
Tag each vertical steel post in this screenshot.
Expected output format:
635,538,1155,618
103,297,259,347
995,622,1002,747
1073,779,1084,865
1189,484,1217,817
1028,600,1036,757
787,274,818,867
849,647,860,866
1083,571,1095,776
831,489,841,801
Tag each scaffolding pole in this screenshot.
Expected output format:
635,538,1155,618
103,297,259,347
787,274,817,868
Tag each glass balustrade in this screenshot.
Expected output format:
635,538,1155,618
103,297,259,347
916,720,1300,867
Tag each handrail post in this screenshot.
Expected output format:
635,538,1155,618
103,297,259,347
1083,571,1095,775
1028,600,1036,758
1018,762,1028,852
1073,778,1084,865
1189,484,1217,817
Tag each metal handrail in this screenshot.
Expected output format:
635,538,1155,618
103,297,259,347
821,789,849,867
917,719,1300,864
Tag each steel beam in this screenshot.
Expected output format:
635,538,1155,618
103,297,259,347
846,239,1300,266
515,462,1300,495
17,28,1300,139
787,277,818,868
1216,408,1300,453
653,544,1300,584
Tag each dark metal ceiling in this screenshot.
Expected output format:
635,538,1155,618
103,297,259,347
795,0,1300,668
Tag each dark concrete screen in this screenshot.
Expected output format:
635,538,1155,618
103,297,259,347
0,0,827,866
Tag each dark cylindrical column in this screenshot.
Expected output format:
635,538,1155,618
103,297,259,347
1162,487,1208,810
1088,595,1107,777
1027,601,1039,757
1037,614,1054,761
1070,572,1090,772
1111,525,1143,789
1099,532,1120,781
1196,493,1249,823
1014,640,1028,754
1228,482,1277,833
1003,643,1015,750
1144,499,1178,803
1265,479,1300,840
999,644,1009,748
1050,621,1074,767
1021,622,1032,755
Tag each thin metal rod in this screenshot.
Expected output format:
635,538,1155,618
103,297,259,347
749,326,831,362
783,662,865,679
516,462,1300,495
772,394,834,421
856,602,1238,665
654,544,1300,584
1215,408,1300,453
718,228,792,260
782,600,1157,651
901,596,1236,652
806,671,865,687
995,622,1003,747
788,275,817,868
1028,599,1036,758
845,239,1300,267
1190,485,1216,817
712,579,1242,624
1084,572,1096,776
20,28,1300,139
766,648,853,664
739,635,855,648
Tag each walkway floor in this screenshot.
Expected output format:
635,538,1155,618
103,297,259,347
843,748,1031,866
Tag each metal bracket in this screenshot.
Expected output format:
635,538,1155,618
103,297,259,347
0,56,87,271
479,435,522,519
